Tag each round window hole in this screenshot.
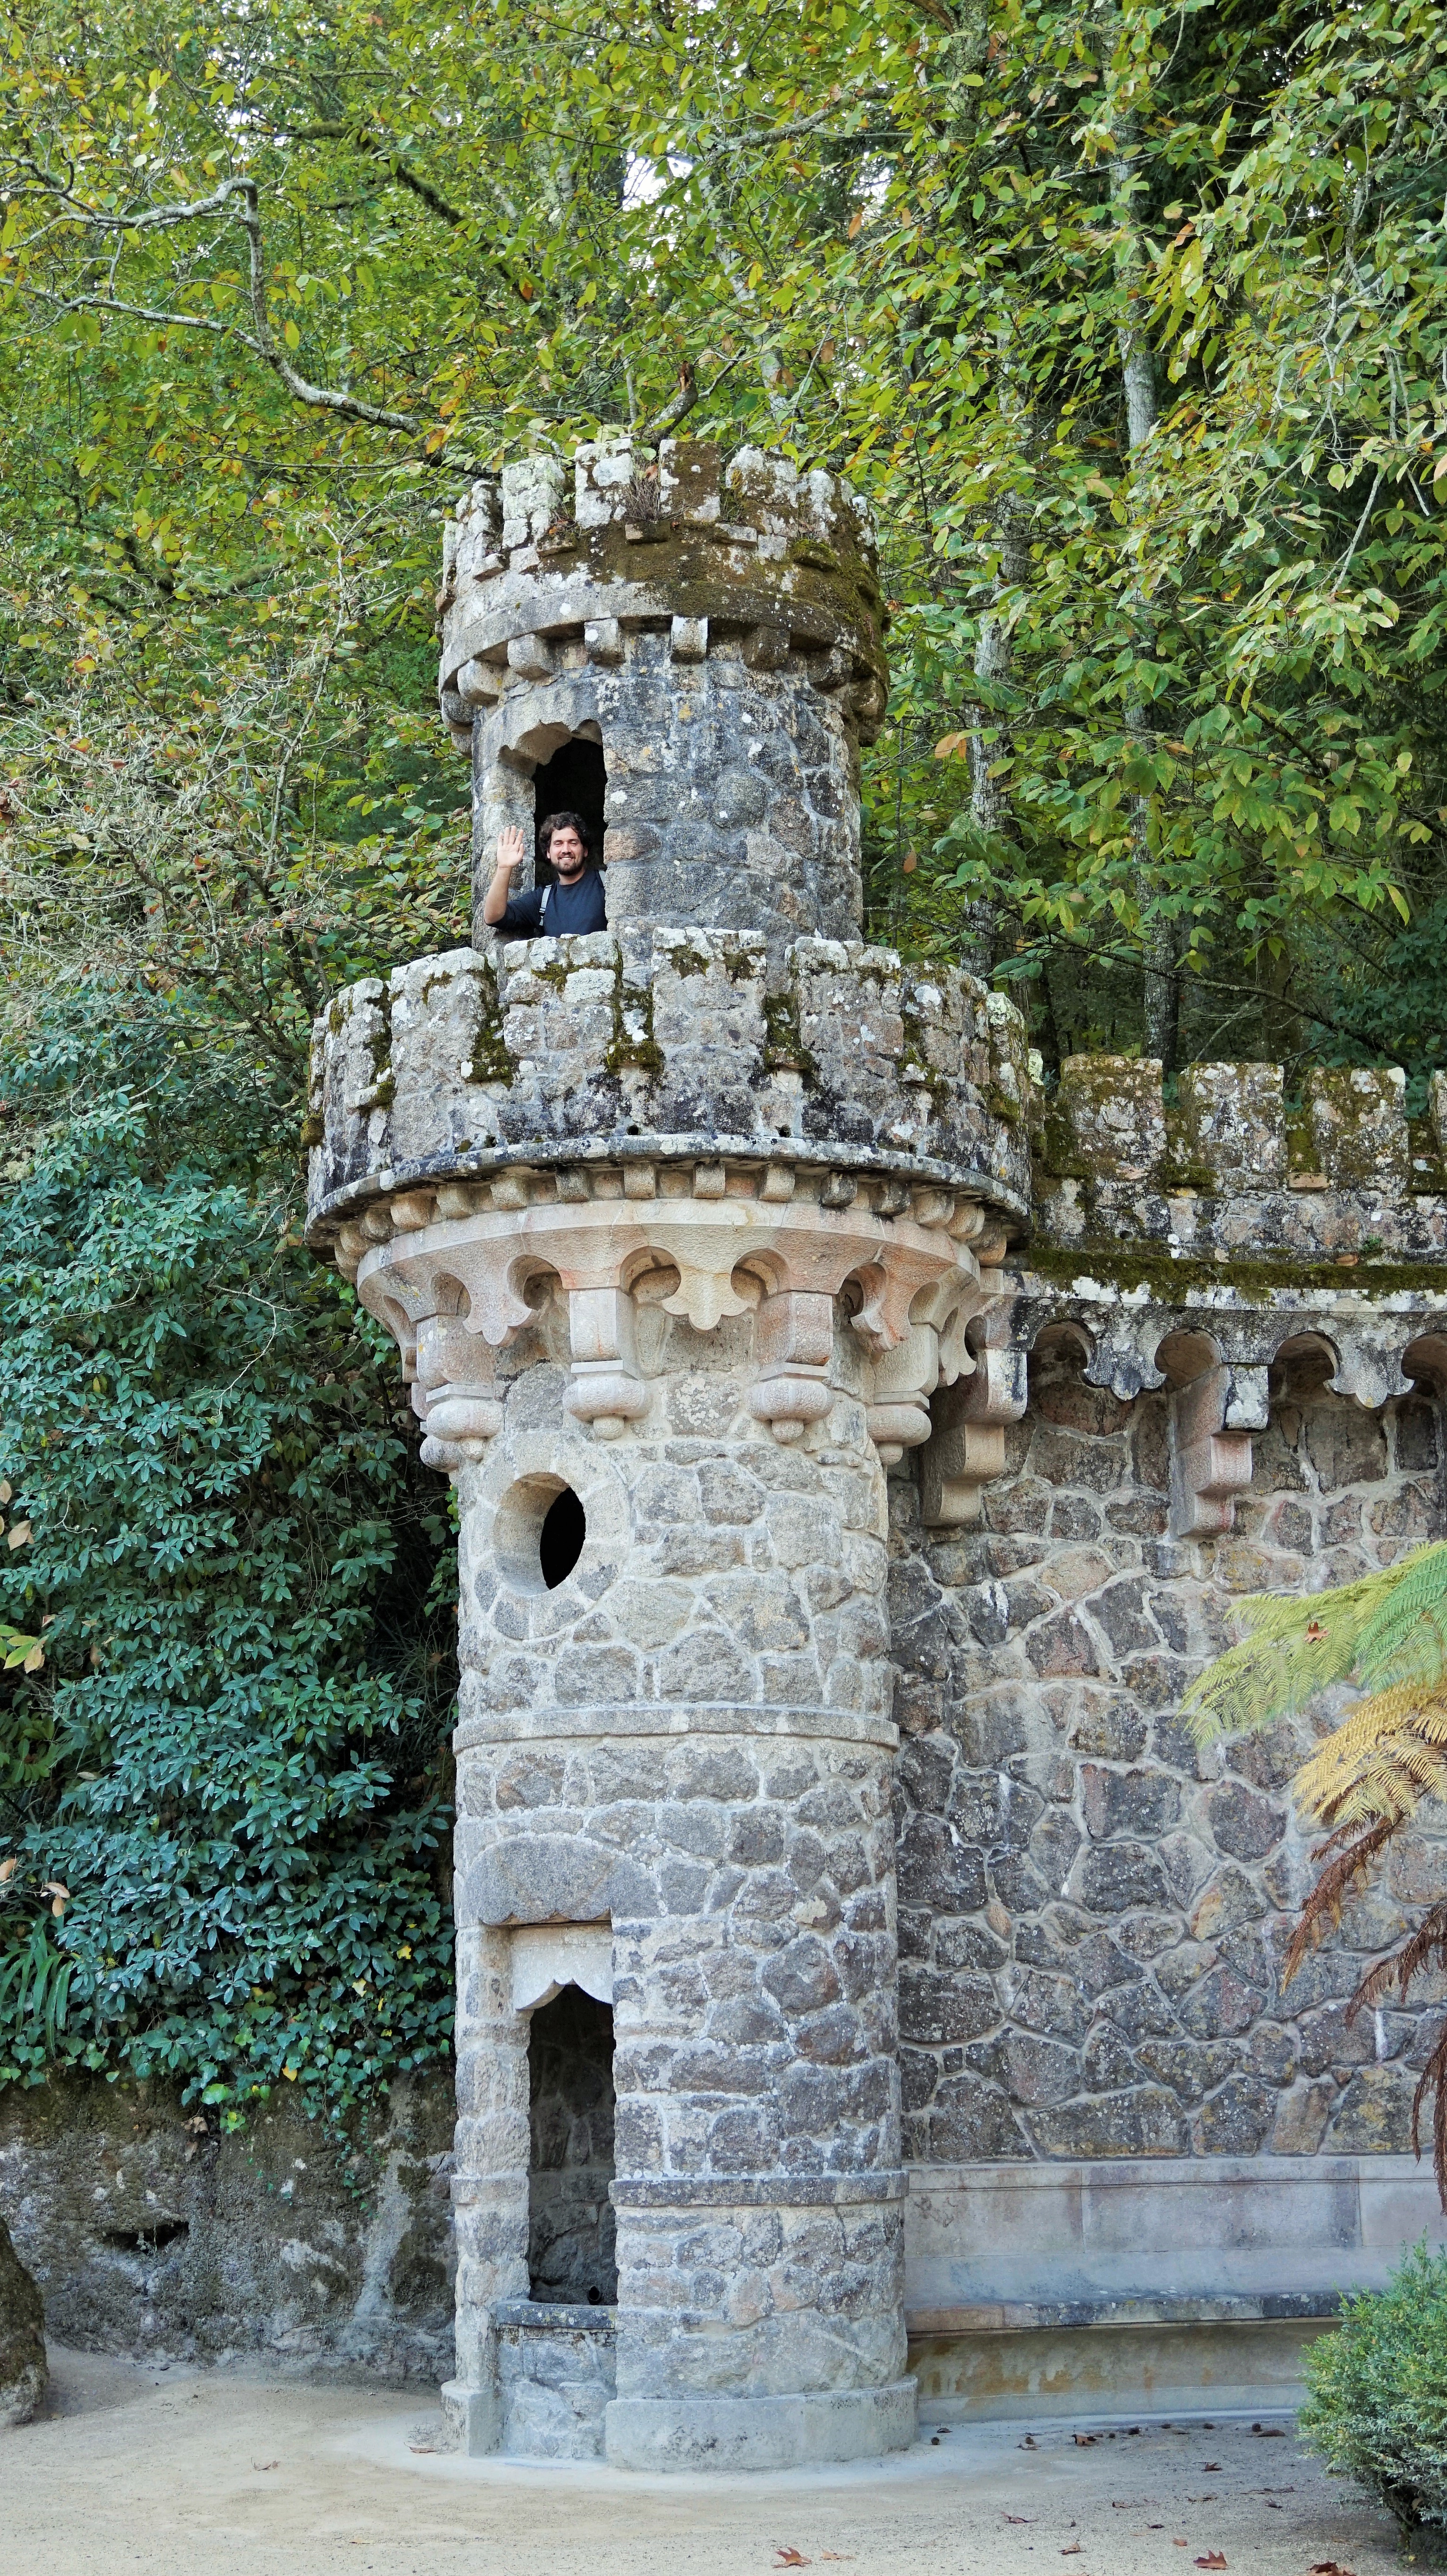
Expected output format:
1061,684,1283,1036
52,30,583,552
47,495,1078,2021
494,1475,587,1595
539,1486,586,1589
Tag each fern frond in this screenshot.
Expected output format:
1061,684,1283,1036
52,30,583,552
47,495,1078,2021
1295,1688,1447,1832
1185,1545,1447,1746
1351,1902,1447,2019
1353,1907,1447,2208
1354,1544,1447,1694
1414,2019,1447,2211
1282,1818,1396,1985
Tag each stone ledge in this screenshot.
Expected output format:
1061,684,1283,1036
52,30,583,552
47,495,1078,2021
906,2290,1341,2335
316,1136,1029,1249
908,2317,1326,2427
904,2153,1447,2319
611,2170,907,2210
603,2378,917,2472
452,1701,901,1754
494,2299,617,2334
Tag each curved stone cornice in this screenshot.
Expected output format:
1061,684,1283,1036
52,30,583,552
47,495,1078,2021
353,1170,1006,1472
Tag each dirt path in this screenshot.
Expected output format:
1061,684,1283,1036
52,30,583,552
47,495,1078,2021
0,2348,1400,2576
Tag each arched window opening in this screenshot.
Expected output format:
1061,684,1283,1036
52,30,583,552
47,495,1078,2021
527,1986,617,2306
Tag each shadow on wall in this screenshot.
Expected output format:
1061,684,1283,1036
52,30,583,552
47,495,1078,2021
528,1986,618,2305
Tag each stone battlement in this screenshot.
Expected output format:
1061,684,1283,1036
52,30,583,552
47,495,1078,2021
305,931,1037,1252
1035,1056,1447,1264
438,438,889,951
438,437,886,754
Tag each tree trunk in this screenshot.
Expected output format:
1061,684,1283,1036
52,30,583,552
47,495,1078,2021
1107,42,1178,1071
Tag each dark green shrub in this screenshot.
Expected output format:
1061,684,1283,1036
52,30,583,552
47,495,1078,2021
1300,2240,1447,2561
0,994,457,2132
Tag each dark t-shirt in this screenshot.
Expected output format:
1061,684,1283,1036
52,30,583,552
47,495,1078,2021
498,869,607,939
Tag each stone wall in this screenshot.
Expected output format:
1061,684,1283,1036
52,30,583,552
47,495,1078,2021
0,2073,455,2381
891,1327,1447,2172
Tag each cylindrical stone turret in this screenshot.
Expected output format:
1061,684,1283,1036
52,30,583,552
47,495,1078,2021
306,442,1033,2471
436,436,888,951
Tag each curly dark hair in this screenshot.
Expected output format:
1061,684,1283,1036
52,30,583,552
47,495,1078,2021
536,809,594,863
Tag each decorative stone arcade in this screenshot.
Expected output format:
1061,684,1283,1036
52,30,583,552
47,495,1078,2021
306,437,1034,2468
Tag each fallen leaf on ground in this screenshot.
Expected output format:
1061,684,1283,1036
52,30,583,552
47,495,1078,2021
774,2554,810,2568
1203,2463,1220,2472
1073,2432,1097,2446
1019,2433,1038,2449
1060,2549,1082,2559
1251,2424,1286,2438
1002,2516,1034,2525
1194,2556,1227,2570
818,2557,854,2563
1308,2564,1356,2575
252,2460,279,2471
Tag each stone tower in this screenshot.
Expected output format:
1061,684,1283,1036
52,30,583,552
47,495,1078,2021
305,436,1034,2468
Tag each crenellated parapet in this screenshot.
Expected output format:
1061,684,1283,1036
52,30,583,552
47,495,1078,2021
917,1053,1447,1547
439,438,885,746
1035,1055,1447,1259
304,932,1035,1251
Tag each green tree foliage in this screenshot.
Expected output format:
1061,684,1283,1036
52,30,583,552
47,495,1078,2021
5,0,1447,1077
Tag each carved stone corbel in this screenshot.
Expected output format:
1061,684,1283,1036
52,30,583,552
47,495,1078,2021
748,1288,836,1443
414,1310,505,1473
563,1285,650,1438
919,1345,1030,1527
1168,1360,1269,1537
867,1325,941,1464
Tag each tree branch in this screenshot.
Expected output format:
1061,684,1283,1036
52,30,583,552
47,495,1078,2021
21,176,491,473
281,124,468,227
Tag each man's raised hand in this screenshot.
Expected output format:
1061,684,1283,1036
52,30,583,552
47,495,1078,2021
494,824,526,878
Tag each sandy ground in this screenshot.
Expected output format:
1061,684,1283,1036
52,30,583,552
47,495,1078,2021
0,2347,1403,2576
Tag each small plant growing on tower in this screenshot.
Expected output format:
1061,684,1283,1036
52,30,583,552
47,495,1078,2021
1186,1541,1447,2201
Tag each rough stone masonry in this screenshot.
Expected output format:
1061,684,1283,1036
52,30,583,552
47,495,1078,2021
304,435,1447,2466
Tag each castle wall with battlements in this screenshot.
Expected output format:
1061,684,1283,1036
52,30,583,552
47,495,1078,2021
303,439,1447,2457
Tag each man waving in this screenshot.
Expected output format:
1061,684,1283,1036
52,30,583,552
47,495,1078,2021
482,811,607,938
